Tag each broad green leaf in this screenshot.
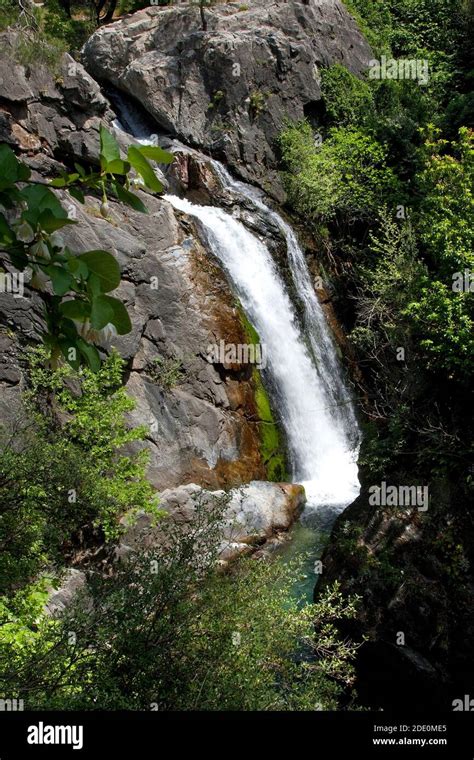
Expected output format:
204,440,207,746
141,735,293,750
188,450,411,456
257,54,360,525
87,272,103,298
68,186,85,204
74,162,86,178
77,338,101,372
136,144,174,165
5,245,28,270
127,146,163,193
38,209,76,233
77,250,120,293
100,294,132,335
106,159,131,176
46,264,74,296
90,293,115,330
50,173,80,188
113,181,147,213
67,256,88,279
20,185,67,228
58,338,81,370
0,212,15,245
0,145,30,190
17,161,31,182
59,298,91,321
100,125,120,169
0,187,22,208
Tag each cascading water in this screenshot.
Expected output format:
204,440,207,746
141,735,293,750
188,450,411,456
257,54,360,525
113,112,360,588
165,183,360,519
209,161,359,443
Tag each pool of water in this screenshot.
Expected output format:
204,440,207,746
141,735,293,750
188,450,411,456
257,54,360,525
275,503,341,602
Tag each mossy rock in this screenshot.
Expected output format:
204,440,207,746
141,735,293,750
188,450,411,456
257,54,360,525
238,307,289,482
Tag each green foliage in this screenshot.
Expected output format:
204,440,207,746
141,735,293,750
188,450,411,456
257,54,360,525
147,354,185,390
0,128,172,371
0,349,160,592
416,127,474,274
2,0,96,66
0,578,60,688
249,90,267,117
0,0,18,29
280,122,399,226
281,1,473,485
319,65,432,177
406,280,473,381
342,1,392,53
343,0,466,63
45,0,96,51
0,498,359,711
320,64,376,129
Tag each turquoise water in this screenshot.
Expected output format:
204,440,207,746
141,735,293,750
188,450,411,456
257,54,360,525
275,508,336,602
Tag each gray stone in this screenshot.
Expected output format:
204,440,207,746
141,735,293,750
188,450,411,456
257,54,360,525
44,569,87,617
0,35,268,491
118,480,306,562
82,0,372,200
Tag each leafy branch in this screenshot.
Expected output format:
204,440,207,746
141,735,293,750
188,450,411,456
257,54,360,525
0,125,173,371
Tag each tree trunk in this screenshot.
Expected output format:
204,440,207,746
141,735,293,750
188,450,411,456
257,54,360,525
200,2,207,32
101,0,117,24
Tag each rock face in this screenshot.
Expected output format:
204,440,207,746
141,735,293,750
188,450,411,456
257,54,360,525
118,480,306,563
44,481,305,615
0,33,269,490
45,569,87,617
82,0,372,200
318,478,474,711
0,32,112,162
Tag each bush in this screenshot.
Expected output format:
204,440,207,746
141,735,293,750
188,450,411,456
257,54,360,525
0,349,160,592
279,122,399,227
320,64,376,129
0,496,360,711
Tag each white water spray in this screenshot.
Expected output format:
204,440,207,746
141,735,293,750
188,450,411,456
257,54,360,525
166,175,360,514
112,110,360,519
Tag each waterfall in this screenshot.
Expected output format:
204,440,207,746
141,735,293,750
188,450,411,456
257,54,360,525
209,161,359,441
112,110,360,524
165,179,360,518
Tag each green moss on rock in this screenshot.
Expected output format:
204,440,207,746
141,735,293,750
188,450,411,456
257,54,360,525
238,307,288,482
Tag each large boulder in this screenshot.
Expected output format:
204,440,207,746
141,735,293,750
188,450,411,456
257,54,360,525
118,480,306,563
82,0,372,200
44,569,87,617
0,31,112,163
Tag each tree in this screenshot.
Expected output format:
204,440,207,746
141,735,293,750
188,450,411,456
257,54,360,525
279,121,399,228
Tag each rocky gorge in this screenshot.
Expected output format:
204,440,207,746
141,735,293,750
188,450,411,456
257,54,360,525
0,0,369,553
1,0,472,716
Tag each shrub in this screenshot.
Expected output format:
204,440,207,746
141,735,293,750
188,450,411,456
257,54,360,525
0,349,160,592
279,122,399,226
0,496,360,711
